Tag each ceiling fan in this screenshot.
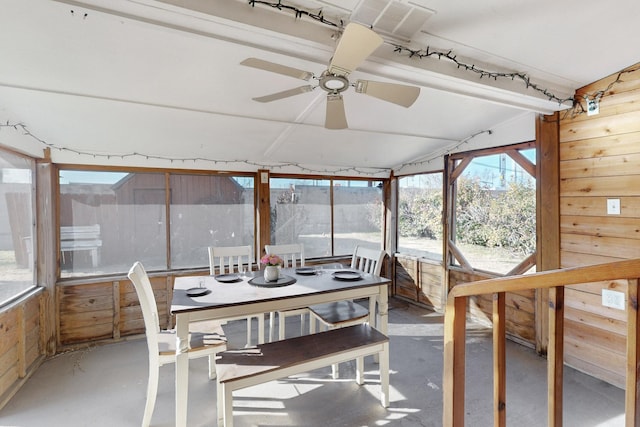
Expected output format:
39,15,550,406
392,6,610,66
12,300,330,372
241,23,421,130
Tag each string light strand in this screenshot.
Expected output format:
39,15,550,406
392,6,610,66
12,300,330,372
395,129,493,173
246,0,638,116
0,122,390,176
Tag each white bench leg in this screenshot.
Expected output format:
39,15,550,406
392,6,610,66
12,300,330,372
356,356,364,385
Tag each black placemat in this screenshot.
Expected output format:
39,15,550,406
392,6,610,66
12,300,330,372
248,275,296,287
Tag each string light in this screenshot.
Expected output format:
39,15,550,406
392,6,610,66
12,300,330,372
247,0,635,116
394,129,493,173
0,122,389,176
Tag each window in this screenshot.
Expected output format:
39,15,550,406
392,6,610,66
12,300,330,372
170,174,255,269
270,177,383,259
59,170,255,277
397,173,443,261
449,146,536,274
0,148,36,305
59,170,167,277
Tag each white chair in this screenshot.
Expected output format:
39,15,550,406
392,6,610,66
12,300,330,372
308,245,386,378
127,262,226,427
208,245,265,345
264,243,307,342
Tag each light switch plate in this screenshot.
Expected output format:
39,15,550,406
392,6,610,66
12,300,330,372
607,198,620,215
602,289,625,310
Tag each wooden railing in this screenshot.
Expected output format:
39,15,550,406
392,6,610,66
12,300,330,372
443,259,640,427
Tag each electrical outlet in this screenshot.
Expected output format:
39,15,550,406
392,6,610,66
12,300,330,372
602,289,625,310
607,198,620,215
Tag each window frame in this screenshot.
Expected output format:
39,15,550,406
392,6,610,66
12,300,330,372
395,171,444,261
56,165,256,279
445,141,537,275
268,174,386,259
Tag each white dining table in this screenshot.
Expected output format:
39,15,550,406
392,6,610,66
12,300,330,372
170,267,391,427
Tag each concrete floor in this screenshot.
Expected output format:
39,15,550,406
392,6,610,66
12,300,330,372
0,298,626,427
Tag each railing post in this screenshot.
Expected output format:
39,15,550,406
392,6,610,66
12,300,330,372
444,295,468,427
625,279,639,426
493,292,506,427
548,286,564,427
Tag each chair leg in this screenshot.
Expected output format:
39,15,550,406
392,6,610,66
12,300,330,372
269,312,275,342
209,355,217,380
278,312,286,341
331,362,340,380
223,383,234,427
309,315,316,333
299,313,306,336
257,314,265,344
142,358,160,427
245,317,252,347
217,378,223,427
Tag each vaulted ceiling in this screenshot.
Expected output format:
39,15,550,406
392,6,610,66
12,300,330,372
1,0,638,176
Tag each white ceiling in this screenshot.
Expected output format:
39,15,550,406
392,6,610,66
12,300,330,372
1,0,638,176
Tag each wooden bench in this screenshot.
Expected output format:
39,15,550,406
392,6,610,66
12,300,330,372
215,324,389,427
60,225,102,267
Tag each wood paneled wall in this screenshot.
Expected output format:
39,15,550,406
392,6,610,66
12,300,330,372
0,291,44,409
559,62,640,387
56,275,172,347
393,255,444,311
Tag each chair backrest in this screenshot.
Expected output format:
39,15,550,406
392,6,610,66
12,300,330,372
350,245,385,276
264,243,305,268
208,245,253,275
127,261,160,356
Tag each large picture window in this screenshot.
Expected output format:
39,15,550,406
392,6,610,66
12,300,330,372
59,170,167,277
0,148,35,306
397,173,443,261
448,145,536,274
270,177,383,259
59,170,255,277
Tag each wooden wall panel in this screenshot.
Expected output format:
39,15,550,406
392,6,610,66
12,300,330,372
418,262,444,309
394,256,419,301
559,61,640,387
0,292,44,411
393,255,444,311
56,275,175,348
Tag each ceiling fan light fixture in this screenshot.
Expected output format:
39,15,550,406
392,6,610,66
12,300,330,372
319,74,350,93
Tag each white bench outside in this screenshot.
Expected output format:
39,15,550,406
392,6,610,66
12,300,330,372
60,224,102,267
215,324,389,427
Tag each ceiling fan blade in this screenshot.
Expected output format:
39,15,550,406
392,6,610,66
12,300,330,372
253,85,314,103
241,57,314,81
328,23,383,77
355,80,420,107
325,94,348,129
